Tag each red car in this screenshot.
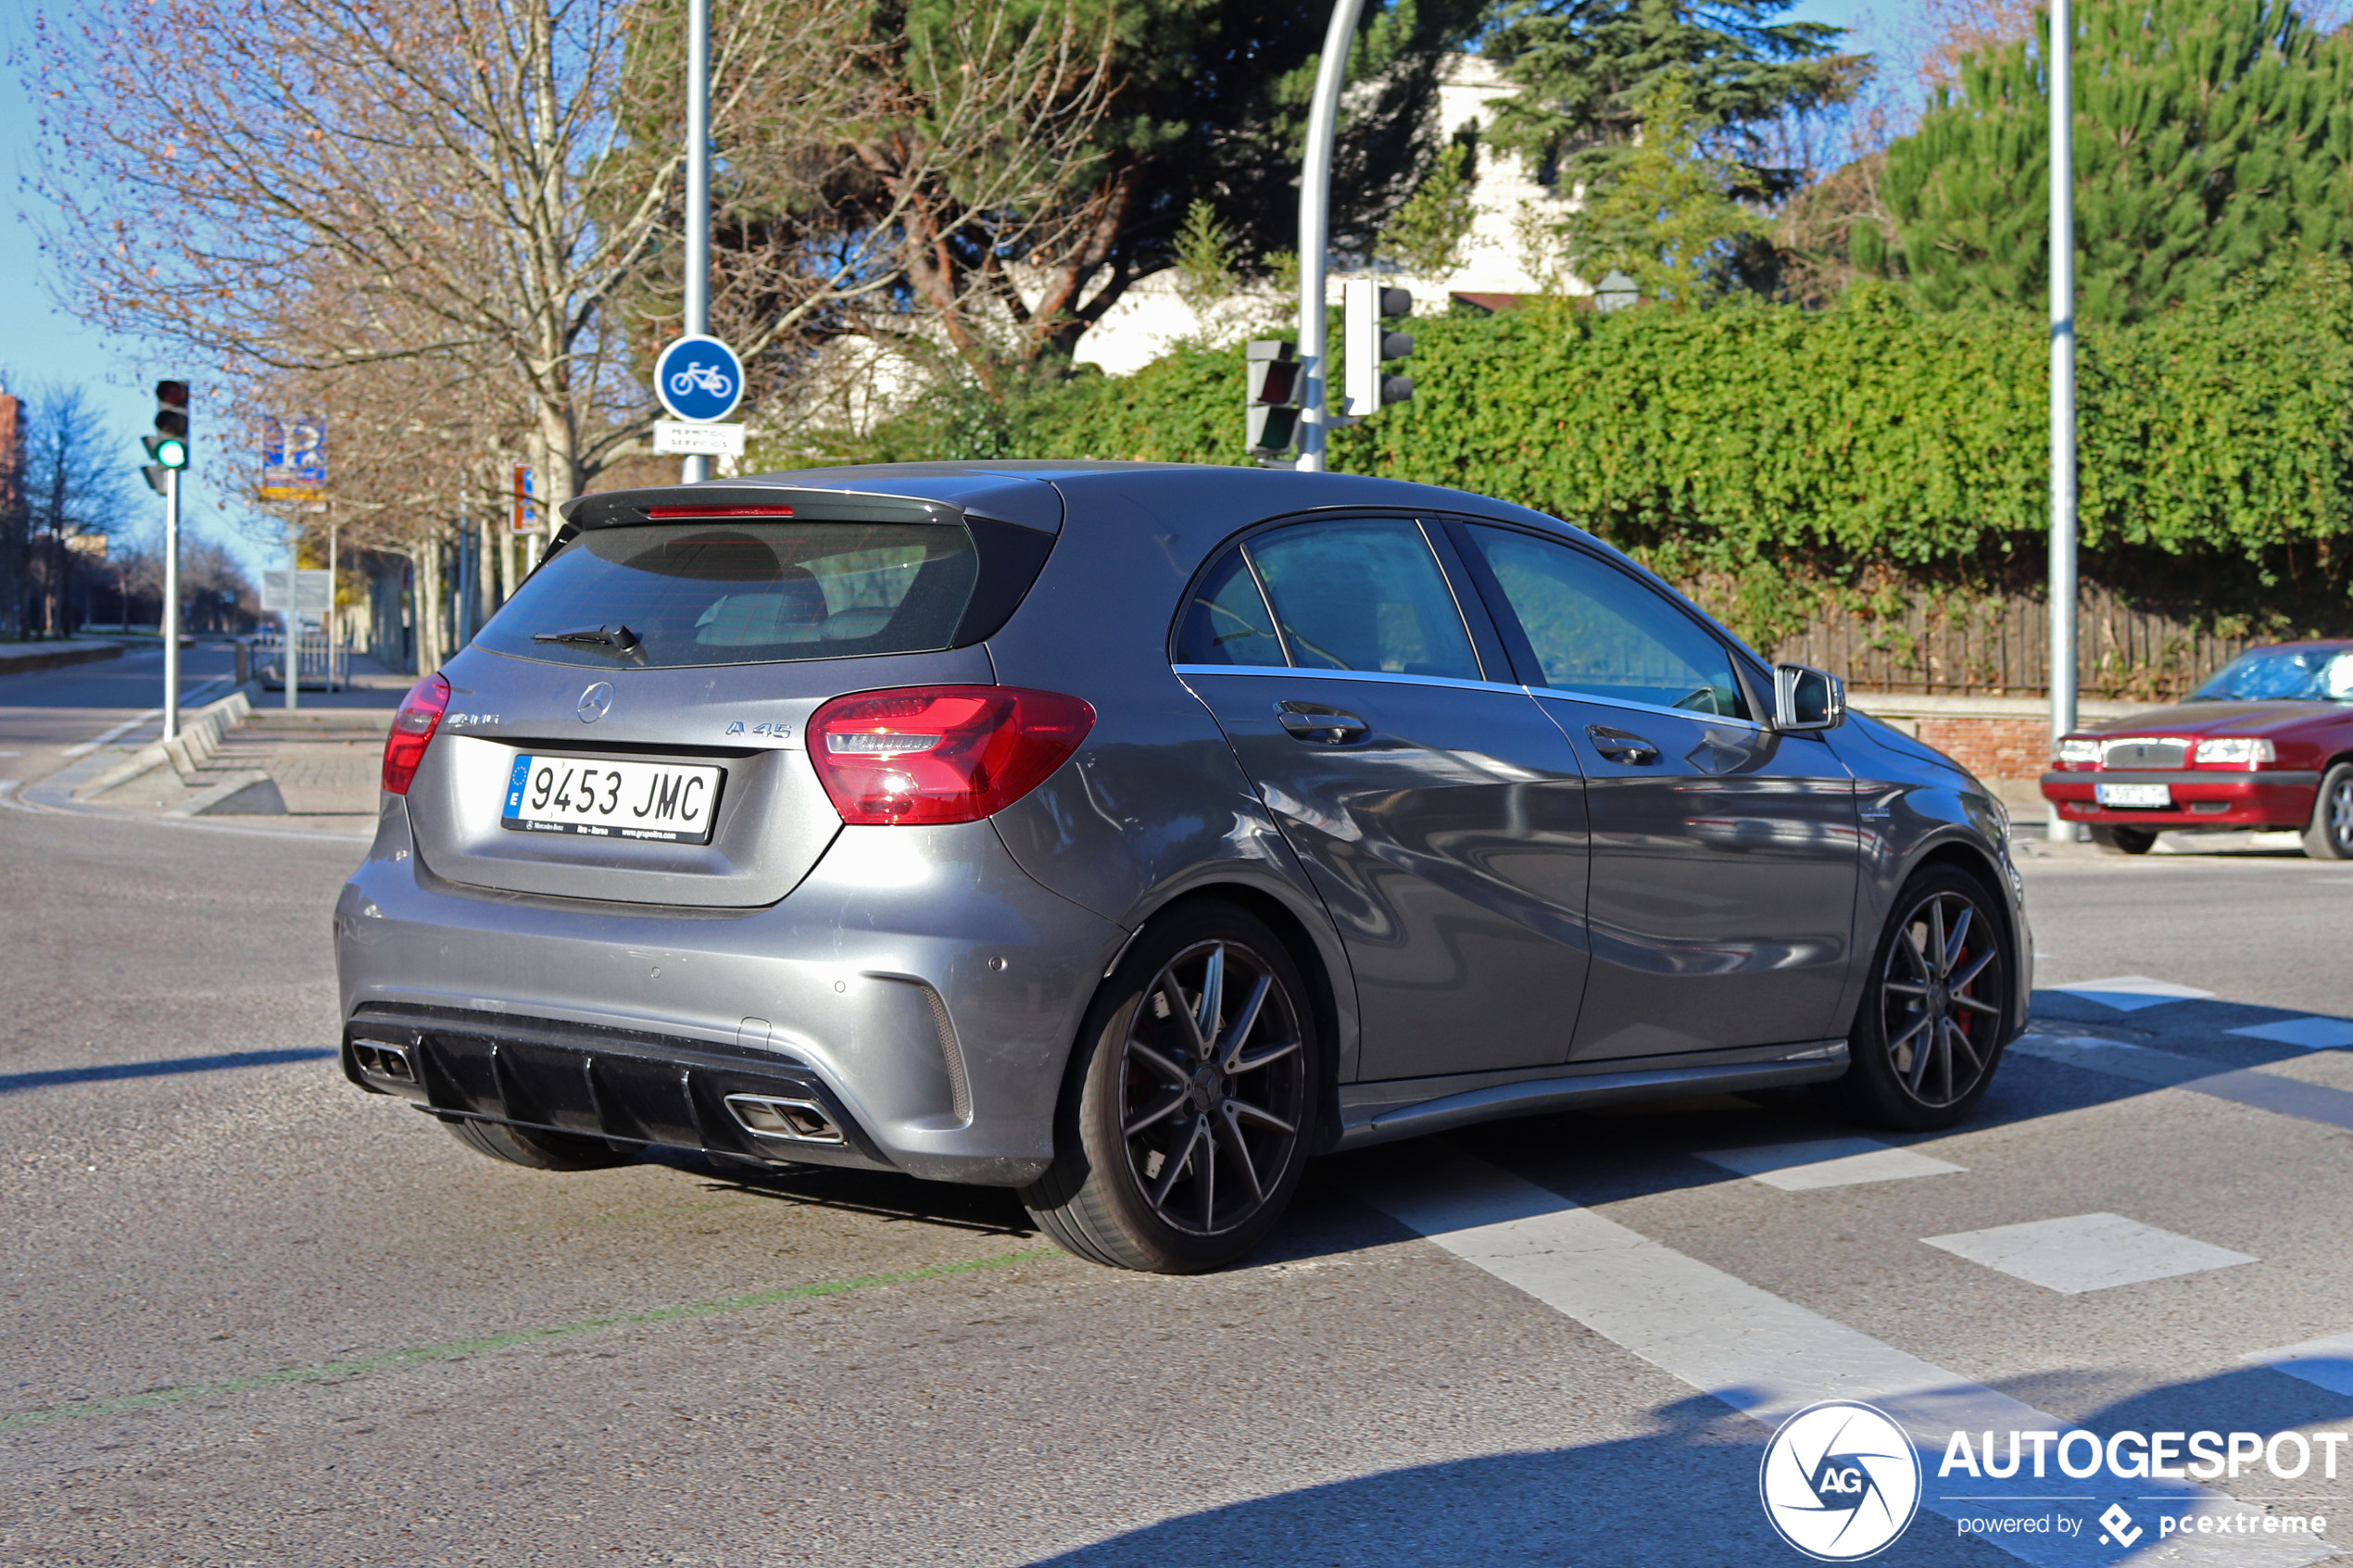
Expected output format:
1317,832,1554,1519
2042,640,2353,858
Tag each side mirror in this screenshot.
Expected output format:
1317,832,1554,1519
1773,664,1845,732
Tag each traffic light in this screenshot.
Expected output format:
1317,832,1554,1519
1341,282,1413,417
142,380,190,495
1245,339,1301,456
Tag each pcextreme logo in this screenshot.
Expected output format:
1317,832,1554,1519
1761,1401,1923,1561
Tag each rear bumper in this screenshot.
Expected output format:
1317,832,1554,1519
345,1004,902,1172
2038,769,2319,828
333,800,1126,1185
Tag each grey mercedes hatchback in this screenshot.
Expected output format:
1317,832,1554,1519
335,462,2031,1272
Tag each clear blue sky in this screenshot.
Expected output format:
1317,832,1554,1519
0,0,1905,584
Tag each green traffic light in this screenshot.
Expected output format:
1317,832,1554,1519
157,437,188,470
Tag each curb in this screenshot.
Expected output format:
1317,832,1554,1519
38,683,265,810
0,642,126,677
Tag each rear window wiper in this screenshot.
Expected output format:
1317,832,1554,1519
531,622,644,661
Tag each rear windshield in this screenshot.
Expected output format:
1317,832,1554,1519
476,521,977,669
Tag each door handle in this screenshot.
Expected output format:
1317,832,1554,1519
1277,701,1369,745
1586,724,1661,766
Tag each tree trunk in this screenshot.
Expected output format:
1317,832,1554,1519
409,535,446,676
531,405,579,542
474,518,496,630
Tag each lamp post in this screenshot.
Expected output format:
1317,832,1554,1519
682,0,712,484
2047,0,2079,841
1293,0,1368,474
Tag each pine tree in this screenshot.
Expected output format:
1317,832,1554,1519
1883,0,2353,323
1480,0,1868,205
1554,73,1755,300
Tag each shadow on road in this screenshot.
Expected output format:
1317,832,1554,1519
665,1152,1040,1238
1025,1363,2353,1567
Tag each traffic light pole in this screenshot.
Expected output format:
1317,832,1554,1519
1294,0,1367,474
2048,0,2079,842
161,468,181,744
681,0,712,485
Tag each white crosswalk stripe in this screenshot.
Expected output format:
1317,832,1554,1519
1357,1146,2329,1568
1695,1135,1966,1191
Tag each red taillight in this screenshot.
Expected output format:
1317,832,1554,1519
807,685,1095,825
643,504,795,519
382,672,452,795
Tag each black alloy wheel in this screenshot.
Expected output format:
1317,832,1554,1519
1024,905,1317,1273
1818,867,2010,1131
2305,762,2353,861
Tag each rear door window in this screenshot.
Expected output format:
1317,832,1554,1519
1176,518,1479,680
1174,547,1286,667
477,521,978,669
1462,525,1749,719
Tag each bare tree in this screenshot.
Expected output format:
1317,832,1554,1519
611,2,1117,400
20,384,137,638
31,0,868,521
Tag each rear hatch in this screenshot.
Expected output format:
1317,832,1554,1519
403,483,1057,908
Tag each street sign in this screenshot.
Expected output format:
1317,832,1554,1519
510,464,538,534
653,420,745,457
261,416,328,501
654,334,744,422
260,568,333,622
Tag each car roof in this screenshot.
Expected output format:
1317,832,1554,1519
568,460,1590,545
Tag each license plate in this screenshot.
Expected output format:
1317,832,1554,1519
502,754,724,843
2095,783,2172,809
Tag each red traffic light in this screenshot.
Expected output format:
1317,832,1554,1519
154,380,191,442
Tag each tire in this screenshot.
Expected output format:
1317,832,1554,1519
1817,866,2012,1132
2086,824,2156,855
2303,762,2353,860
1022,904,1319,1273
443,1115,631,1172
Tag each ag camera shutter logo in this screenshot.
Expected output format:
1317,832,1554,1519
1760,1401,1921,1560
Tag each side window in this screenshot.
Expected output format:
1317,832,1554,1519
1464,525,1749,719
1246,519,1480,681
1175,547,1285,666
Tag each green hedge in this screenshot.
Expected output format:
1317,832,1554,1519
1000,260,2353,649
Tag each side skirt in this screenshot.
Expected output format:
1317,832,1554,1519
1335,1040,1848,1149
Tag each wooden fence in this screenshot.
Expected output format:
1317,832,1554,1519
1761,583,2349,700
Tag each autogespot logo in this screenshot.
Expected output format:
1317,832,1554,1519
1761,1401,1923,1561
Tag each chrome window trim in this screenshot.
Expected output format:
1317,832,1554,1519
1173,663,1528,699
1170,663,1768,729
1528,684,1768,733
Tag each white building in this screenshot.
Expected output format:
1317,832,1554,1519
1073,54,1579,377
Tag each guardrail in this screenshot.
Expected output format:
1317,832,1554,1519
245,630,350,691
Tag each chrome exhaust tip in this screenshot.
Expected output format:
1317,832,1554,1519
724,1092,844,1146
352,1038,422,1089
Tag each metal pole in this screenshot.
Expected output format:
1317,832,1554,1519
161,469,181,743
1295,0,1368,475
2047,0,2078,842
681,0,712,485
285,532,300,711
327,521,339,691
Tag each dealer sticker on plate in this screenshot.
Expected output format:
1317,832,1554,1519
502,754,724,843
2095,783,2172,809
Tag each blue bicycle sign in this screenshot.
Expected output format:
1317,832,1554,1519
653,334,745,422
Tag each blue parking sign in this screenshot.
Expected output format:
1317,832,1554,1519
654,334,745,422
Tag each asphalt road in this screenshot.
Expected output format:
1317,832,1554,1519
0,644,240,789
4,683,2351,1567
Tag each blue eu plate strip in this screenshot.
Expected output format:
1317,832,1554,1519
504,754,534,820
